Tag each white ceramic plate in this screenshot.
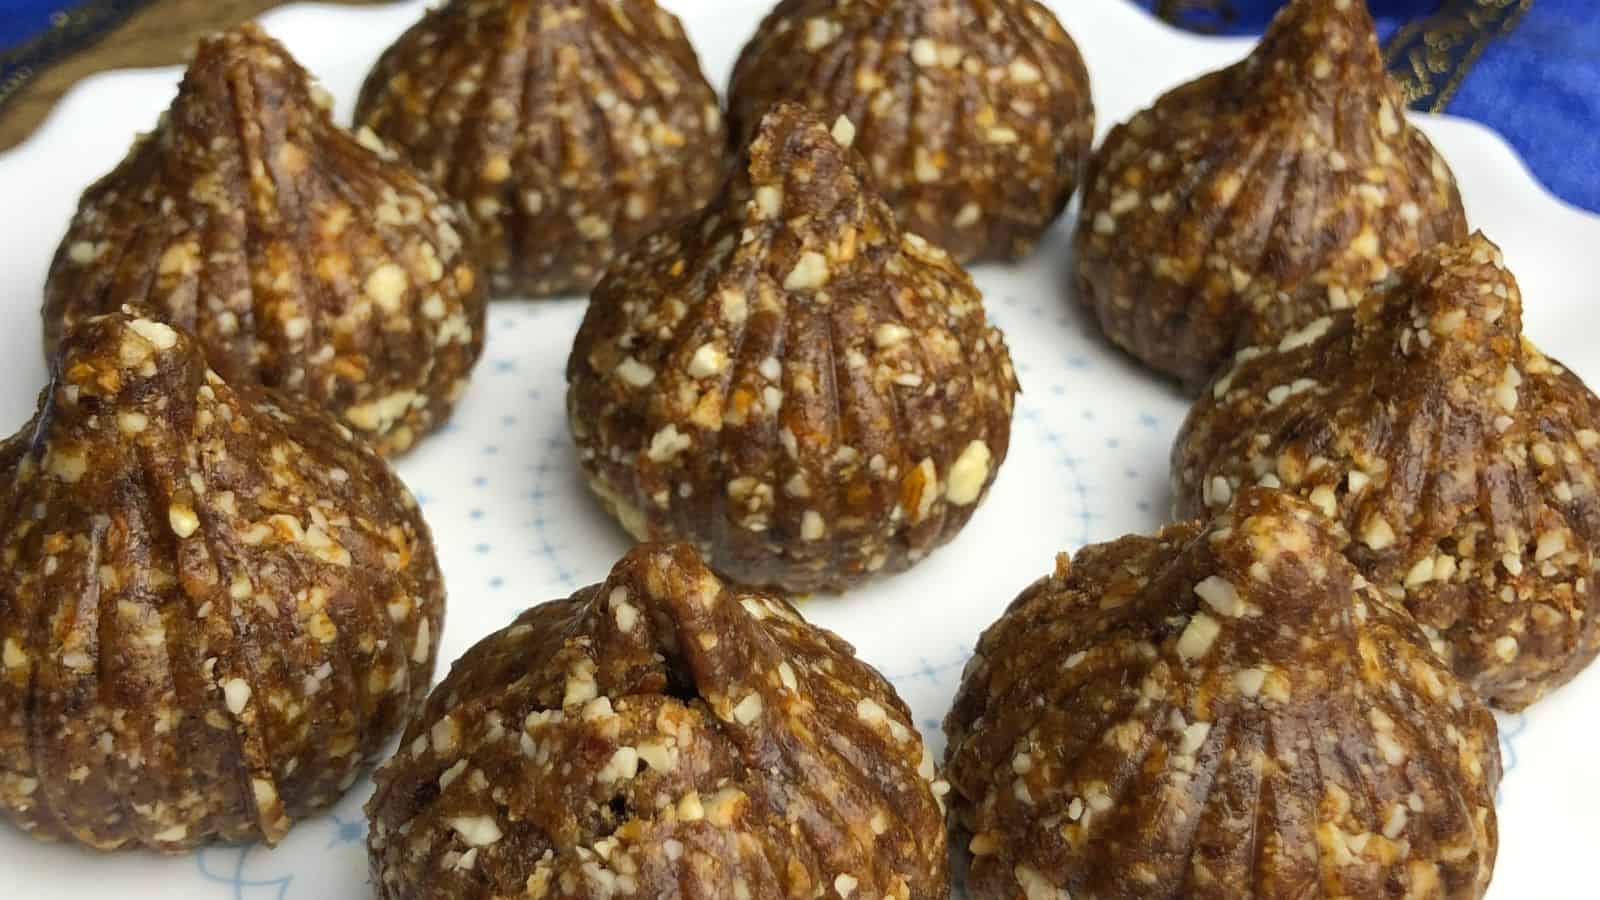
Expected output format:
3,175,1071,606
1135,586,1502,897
1,1,1596,896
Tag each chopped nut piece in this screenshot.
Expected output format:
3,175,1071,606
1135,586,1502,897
1175,234,1600,710
729,0,1093,263
366,544,947,898
355,0,726,298
446,816,503,848
947,489,1500,900
945,440,993,506
223,678,252,716
167,503,200,539
0,312,444,850
1074,0,1466,387
568,104,1017,592
783,251,831,291
43,25,485,457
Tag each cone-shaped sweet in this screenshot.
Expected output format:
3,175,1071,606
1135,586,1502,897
946,488,1500,900
43,24,486,458
0,311,445,851
366,543,949,899
1175,234,1600,710
1073,0,1466,388
355,0,727,298
728,0,1093,264
567,103,1017,592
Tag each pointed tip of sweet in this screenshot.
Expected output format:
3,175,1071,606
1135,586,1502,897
1268,0,1376,31
1358,231,1524,363
742,101,856,185
54,310,209,401
1190,486,1357,626
192,22,294,68
739,102,880,223
1417,231,1519,314
604,542,725,609
746,102,850,156
176,23,321,122
1247,0,1384,90
727,102,902,292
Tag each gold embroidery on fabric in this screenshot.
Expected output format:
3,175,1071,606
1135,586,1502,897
1384,0,1533,113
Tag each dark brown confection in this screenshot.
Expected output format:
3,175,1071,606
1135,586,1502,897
566,103,1017,593
946,488,1501,900
1173,234,1600,710
1072,0,1467,388
0,311,445,851
43,25,486,459
354,0,727,299
728,0,1093,264
366,542,949,899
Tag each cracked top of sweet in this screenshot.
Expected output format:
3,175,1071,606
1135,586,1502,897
367,542,949,899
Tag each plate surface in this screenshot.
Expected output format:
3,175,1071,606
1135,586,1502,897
1,1,1596,897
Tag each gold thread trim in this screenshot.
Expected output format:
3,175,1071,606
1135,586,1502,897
1383,0,1533,111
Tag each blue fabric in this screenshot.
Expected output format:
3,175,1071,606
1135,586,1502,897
1133,1,1600,213
3,1,1596,211
0,4,63,51
1,1,148,109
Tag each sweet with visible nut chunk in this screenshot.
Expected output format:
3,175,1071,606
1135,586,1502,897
366,543,947,899
355,0,727,298
1174,233,1600,710
729,0,1093,264
566,102,1017,592
42,25,486,458
1073,0,1466,387
0,312,444,851
946,488,1500,899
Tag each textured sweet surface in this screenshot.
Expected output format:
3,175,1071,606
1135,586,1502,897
1073,0,1466,387
946,487,1501,899
567,103,1017,592
366,542,948,899
355,0,727,299
2,1,1599,895
0,311,444,851
1174,234,1600,711
42,25,485,458
728,0,1092,264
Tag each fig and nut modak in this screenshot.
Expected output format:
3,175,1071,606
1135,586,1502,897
1174,234,1600,710
1073,0,1466,387
356,0,727,298
44,25,485,458
729,0,1093,264
0,311,444,851
366,543,949,899
947,488,1500,899
567,103,1017,592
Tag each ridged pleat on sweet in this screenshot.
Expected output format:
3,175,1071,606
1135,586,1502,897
43,25,485,457
367,543,948,899
1073,0,1466,387
947,488,1500,899
567,103,1017,592
0,311,444,850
